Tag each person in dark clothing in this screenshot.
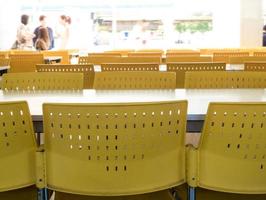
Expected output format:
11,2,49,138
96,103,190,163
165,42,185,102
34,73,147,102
33,15,54,49
263,25,266,47
35,27,50,50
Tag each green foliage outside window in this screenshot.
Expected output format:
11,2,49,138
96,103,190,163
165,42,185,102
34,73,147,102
175,21,212,33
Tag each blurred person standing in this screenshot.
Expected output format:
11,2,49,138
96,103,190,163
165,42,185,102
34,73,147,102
55,15,71,49
16,14,35,50
263,25,266,47
35,27,50,51
33,15,54,50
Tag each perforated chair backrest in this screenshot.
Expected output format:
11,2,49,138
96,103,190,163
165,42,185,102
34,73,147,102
167,62,226,88
9,54,44,73
2,72,83,92
166,52,200,57
101,63,159,72
0,51,9,58
197,102,266,193
42,50,70,64
79,56,121,65
36,64,95,89
185,71,266,88
43,101,187,195
88,53,122,57
93,71,176,89
0,58,10,67
128,52,162,57
229,56,266,64
0,101,36,192
166,56,212,63
213,52,250,63
253,52,266,57
244,62,266,71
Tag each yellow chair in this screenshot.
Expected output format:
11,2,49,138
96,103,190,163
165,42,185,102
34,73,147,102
213,52,250,63
101,63,159,72
10,50,39,54
166,53,201,57
9,54,44,73
187,102,266,200
79,56,121,65
0,101,37,200
118,57,161,64
36,64,95,89
42,100,187,199
0,58,10,67
42,50,70,64
166,56,212,63
88,53,122,57
200,48,242,55
244,62,266,71
253,52,266,57
93,71,176,89
184,71,266,88
0,51,9,58
167,62,226,88
128,52,162,57
229,56,266,64
136,49,164,53
2,72,83,92
104,49,135,56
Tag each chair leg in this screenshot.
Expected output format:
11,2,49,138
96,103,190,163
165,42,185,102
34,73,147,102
188,187,196,200
38,188,48,200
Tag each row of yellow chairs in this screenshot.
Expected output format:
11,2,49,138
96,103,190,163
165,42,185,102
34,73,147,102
3,70,266,91
0,101,266,200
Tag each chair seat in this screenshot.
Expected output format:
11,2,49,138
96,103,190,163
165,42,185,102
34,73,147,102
54,189,175,200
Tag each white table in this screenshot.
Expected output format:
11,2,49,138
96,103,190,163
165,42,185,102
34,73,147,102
1,89,266,132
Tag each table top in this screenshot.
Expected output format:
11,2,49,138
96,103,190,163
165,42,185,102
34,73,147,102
0,65,10,71
1,89,265,120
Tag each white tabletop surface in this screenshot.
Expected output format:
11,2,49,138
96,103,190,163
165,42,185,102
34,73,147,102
1,89,265,119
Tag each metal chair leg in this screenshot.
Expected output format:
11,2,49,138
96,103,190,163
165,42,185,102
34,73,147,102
188,186,196,200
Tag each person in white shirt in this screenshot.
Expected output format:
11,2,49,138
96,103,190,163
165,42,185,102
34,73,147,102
16,14,35,50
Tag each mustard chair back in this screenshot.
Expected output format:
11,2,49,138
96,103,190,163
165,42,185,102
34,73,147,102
118,56,161,63
10,50,39,54
244,62,266,71
36,64,95,89
2,72,83,92
128,52,162,57
185,71,266,88
0,58,10,67
166,52,201,57
9,54,44,73
88,52,122,57
166,56,212,63
43,100,187,195
0,51,9,58
79,56,121,65
167,62,226,88
213,52,250,63
229,56,266,64
0,101,37,192
104,49,135,56
136,49,164,53
93,71,176,89
193,102,266,193
101,63,159,71
42,50,70,64
253,52,266,57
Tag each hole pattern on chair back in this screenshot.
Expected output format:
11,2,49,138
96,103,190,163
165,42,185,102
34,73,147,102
185,71,266,89
254,52,266,57
79,56,121,65
198,103,266,193
9,54,44,73
0,58,10,67
213,52,250,63
36,64,94,89
43,101,187,195
101,63,159,71
167,63,226,88
0,101,36,191
2,72,83,92
93,71,176,89
244,62,266,71
166,56,213,63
